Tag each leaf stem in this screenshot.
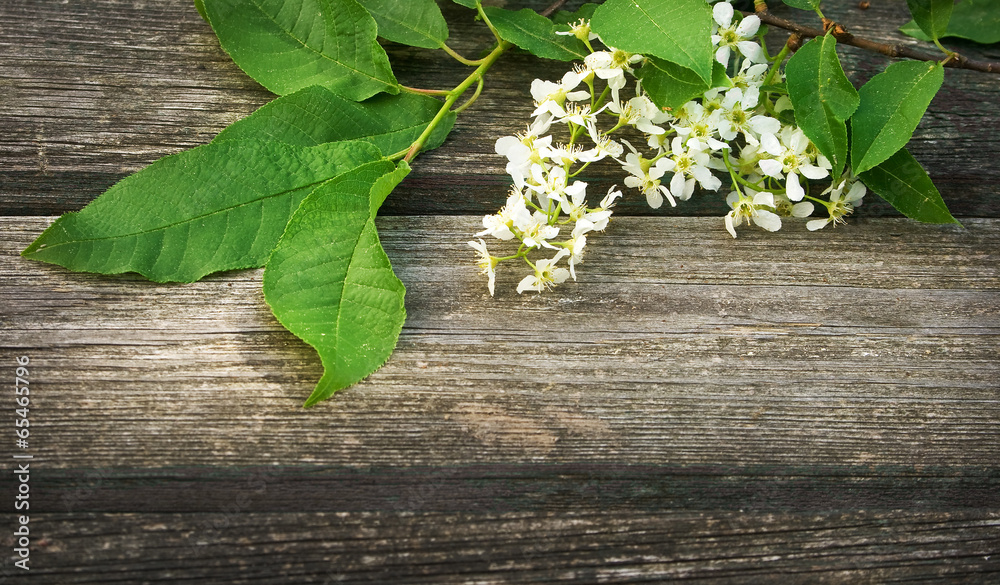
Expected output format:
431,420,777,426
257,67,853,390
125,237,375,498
441,43,486,66
932,38,957,62
403,41,511,163
400,85,451,96
477,2,504,45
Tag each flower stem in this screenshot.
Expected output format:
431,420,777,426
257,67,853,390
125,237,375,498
722,149,744,197
454,77,485,114
403,41,511,163
569,161,592,178
764,41,791,86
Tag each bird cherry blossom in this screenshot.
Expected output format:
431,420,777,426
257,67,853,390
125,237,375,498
472,1,873,295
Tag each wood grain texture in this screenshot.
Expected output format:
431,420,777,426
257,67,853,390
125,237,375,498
3,216,998,474
2,0,1000,581
1,0,999,217
0,511,992,584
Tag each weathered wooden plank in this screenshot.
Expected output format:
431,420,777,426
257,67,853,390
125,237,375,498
3,216,998,472
13,511,1000,584
3,2,1000,578
1,0,999,217
27,463,1000,515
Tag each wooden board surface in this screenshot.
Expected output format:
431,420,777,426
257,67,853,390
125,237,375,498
1,0,999,582
3,215,999,582
2,0,1000,217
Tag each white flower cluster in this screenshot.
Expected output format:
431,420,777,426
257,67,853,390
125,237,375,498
471,0,867,295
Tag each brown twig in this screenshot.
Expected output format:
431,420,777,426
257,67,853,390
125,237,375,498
747,8,1000,74
540,0,569,18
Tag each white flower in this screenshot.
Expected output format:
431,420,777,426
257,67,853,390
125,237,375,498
542,143,585,167
530,71,590,118
771,192,815,218
518,211,561,249
758,128,830,201
665,137,722,202
468,239,498,296
495,125,552,189
564,228,588,280
517,249,571,293
580,121,624,162
724,190,782,238
581,186,623,231
731,61,769,90
671,100,721,151
476,190,531,240
716,86,780,146
711,2,765,65
559,103,602,128
526,165,586,213
607,95,667,135
556,18,599,42
807,177,867,230
620,140,677,208
730,142,765,179
599,186,623,210
584,48,643,94
552,176,590,217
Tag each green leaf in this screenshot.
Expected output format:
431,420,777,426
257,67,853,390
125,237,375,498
900,0,1000,44
850,60,943,175
215,86,454,155
552,3,599,25
450,0,478,8
201,0,398,100
859,148,959,224
636,59,728,112
786,36,859,121
22,140,382,282
483,7,589,61
803,103,849,178
194,0,209,21
356,0,448,49
591,0,714,84
785,35,859,176
780,0,821,11
906,0,954,41
263,160,410,406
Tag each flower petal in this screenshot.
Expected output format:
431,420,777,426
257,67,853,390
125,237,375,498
736,16,761,38
761,132,783,157
786,171,804,201
791,201,815,217
753,210,782,232
715,45,731,66
758,158,783,178
807,218,830,231
713,1,734,27
752,191,775,207
725,213,738,238
645,187,663,209
800,164,830,180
